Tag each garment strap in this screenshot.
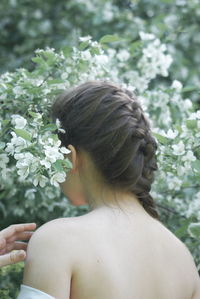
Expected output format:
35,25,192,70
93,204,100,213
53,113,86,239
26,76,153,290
17,284,55,299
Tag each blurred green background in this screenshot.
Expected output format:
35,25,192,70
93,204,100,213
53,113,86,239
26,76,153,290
0,0,200,297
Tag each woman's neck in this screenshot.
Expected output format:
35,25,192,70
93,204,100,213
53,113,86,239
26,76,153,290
88,188,147,216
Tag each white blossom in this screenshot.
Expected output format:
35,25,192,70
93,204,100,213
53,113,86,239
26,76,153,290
47,138,61,147
102,2,114,21
33,9,43,19
81,50,92,60
139,31,155,41
11,114,27,129
0,153,9,168
50,172,66,187
44,145,64,163
177,165,185,176
15,152,34,179
183,160,194,172
56,118,66,134
182,150,196,162
164,128,178,139
25,188,37,200
93,54,109,65
116,49,130,62
123,70,149,92
79,35,92,42
183,99,193,110
188,110,200,120
171,140,185,155
186,191,200,221
1,167,9,180
5,132,29,154
33,174,48,187
60,147,71,154
171,80,183,91
40,159,51,169
13,86,24,97
167,175,182,190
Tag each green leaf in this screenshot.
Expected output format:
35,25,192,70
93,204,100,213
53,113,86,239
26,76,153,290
79,41,90,51
152,132,171,145
14,129,32,142
62,159,73,170
0,142,5,149
47,79,66,85
182,86,198,93
61,46,72,58
28,111,39,118
44,51,56,63
160,0,173,3
129,41,142,56
188,222,200,238
99,34,121,44
32,56,45,65
2,119,9,126
41,124,57,132
52,160,64,172
90,47,101,55
174,124,182,133
186,119,197,130
174,219,190,238
191,160,200,172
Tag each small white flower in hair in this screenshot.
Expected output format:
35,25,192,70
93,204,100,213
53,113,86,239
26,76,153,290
60,147,71,154
56,118,66,134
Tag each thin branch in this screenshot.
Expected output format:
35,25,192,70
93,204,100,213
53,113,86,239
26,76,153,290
159,185,200,194
156,203,187,218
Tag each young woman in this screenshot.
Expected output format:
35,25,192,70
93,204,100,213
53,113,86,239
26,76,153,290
18,81,200,299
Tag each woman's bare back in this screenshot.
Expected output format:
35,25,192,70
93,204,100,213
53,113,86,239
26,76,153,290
23,206,200,299
69,207,199,299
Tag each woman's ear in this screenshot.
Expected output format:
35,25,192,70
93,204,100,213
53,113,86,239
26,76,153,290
67,144,78,173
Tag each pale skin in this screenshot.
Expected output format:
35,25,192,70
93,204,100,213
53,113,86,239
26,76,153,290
0,223,36,267
23,145,200,299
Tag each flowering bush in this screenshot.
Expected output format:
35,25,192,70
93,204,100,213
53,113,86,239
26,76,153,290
0,32,199,297
1,0,200,101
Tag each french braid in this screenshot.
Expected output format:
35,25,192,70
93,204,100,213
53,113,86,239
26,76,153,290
124,89,159,218
106,87,159,219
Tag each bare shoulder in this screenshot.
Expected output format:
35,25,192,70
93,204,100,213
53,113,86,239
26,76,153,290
156,220,200,295
32,216,83,235
22,216,86,297
26,216,86,256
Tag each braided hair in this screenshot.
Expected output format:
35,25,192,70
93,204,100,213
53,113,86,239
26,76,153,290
52,80,159,219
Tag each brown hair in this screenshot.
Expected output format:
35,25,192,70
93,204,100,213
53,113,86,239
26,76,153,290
51,80,159,219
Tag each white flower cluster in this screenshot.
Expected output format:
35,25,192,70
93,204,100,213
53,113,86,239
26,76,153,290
5,131,30,155
167,175,182,191
4,113,72,188
186,191,200,221
40,137,70,167
15,152,39,180
138,37,173,80
0,153,9,179
122,70,149,93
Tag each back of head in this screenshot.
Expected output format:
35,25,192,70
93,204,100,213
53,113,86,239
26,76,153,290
52,80,159,219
